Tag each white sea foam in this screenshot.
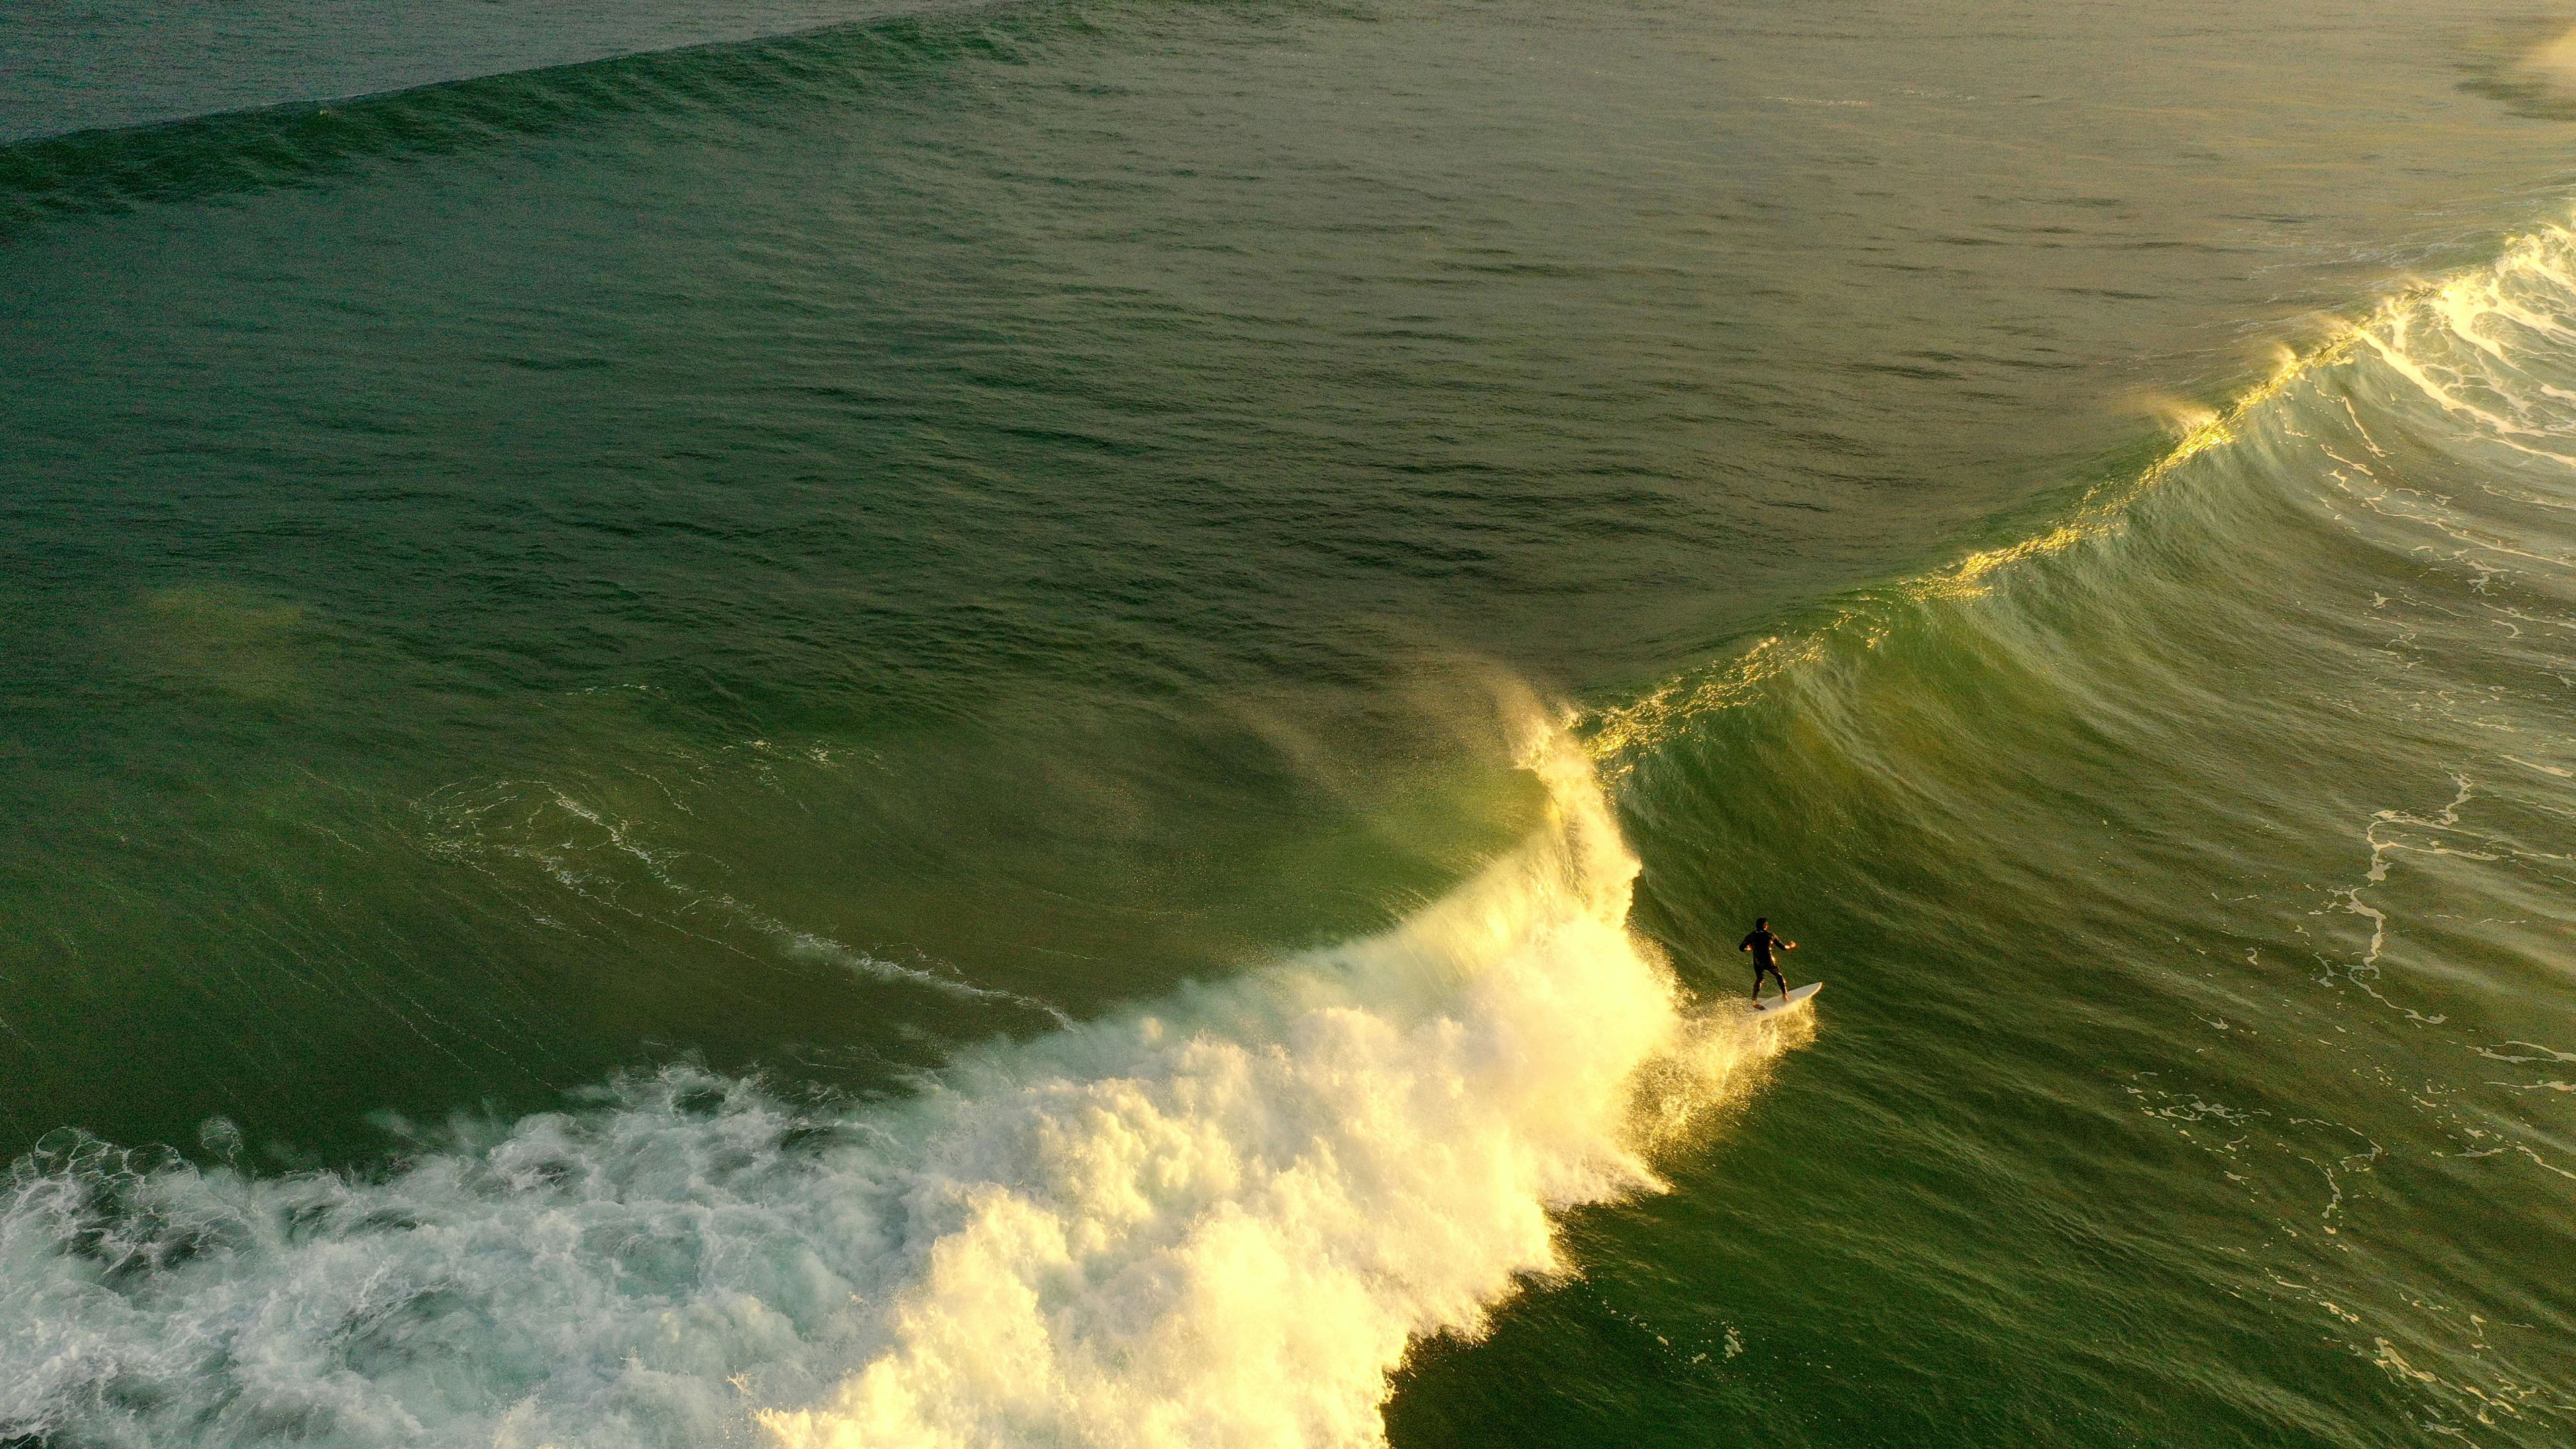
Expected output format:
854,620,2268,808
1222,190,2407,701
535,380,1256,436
2365,220,2576,472
1,734,1801,1448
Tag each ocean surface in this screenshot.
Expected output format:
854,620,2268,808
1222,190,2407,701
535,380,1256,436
6,1,2576,1444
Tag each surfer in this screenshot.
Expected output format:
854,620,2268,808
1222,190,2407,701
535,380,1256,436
1739,917,1795,1002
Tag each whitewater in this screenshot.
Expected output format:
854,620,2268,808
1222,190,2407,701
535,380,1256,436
1,735,1804,1448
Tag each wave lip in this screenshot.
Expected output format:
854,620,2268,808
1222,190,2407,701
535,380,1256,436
2,732,1801,1448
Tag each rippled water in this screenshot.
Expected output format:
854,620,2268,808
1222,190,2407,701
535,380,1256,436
5,1,2575,1444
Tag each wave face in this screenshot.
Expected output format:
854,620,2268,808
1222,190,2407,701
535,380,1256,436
1549,220,2576,1445
1,739,1799,1448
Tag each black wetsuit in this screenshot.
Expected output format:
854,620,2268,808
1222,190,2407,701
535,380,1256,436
1741,928,1788,998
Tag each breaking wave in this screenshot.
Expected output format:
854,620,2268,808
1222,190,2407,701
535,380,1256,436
1,733,1803,1448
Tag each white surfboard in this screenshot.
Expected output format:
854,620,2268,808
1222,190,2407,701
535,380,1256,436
1752,981,1822,1013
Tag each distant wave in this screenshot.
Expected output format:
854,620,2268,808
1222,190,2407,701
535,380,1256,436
0,11,1017,235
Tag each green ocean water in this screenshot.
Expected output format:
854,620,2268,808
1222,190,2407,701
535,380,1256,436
5,1,2575,1444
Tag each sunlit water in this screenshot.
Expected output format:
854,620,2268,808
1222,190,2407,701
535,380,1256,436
5,1,2575,1444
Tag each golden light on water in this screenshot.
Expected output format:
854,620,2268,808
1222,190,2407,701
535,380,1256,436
1583,327,2371,767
